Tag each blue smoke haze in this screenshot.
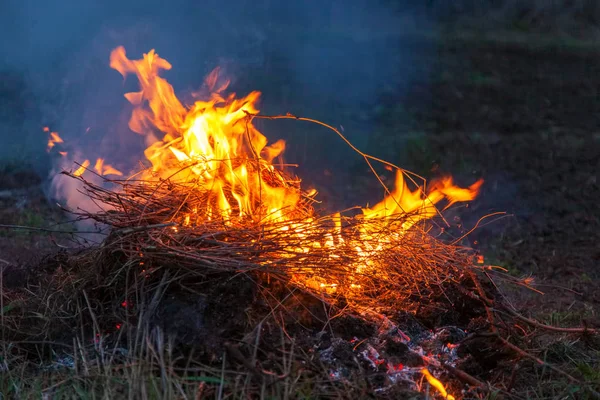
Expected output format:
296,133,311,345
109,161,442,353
0,0,433,182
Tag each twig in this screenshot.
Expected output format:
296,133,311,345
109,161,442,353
497,305,599,335
114,222,178,235
450,212,508,245
224,342,272,384
246,112,427,217
0,224,98,234
497,335,581,384
467,270,498,335
441,363,487,390
506,359,521,393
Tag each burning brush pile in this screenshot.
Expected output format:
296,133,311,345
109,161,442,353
3,47,598,399
70,46,483,311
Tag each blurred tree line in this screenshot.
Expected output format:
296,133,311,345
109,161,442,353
381,0,600,33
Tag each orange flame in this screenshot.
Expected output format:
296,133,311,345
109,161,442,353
47,132,64,151
94,158,123,177
109,46,481,227
46,127,122,179
363,172,482,231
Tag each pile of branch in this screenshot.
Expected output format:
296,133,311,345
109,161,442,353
64,165,475,312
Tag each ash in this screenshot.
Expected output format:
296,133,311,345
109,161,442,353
315,311,465,395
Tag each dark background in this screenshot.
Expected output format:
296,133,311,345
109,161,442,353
0,0,419,175
1,0,599,314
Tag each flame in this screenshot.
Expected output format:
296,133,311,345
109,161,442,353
362,172,482,231
94,158,123,177
421,368,455,400
110,46,298,222
45,129,122,178
101,46,484,294
47,131,64,151
109,46,481,226
73,160,91,177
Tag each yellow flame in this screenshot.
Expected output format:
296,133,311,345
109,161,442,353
47,132,64,151
110,46,300,223
73,160,91,177
421,368,455,400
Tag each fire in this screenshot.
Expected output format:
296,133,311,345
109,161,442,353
44,45,479,399
110,46,297,222
68,158,122,177
421,368,455,400
45,129,122,177
362,172,482,232
109,46,480,226
47,131,64,151
102,46,483,293
48,46,481,301
94,158,123,177
73,160,90,177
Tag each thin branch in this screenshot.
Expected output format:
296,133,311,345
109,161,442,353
0,224,102,235
114,222,178,235
497,305,599,335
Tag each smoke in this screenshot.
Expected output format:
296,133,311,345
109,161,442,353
0,0,434,210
